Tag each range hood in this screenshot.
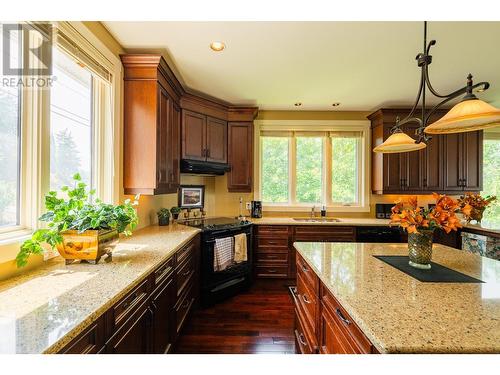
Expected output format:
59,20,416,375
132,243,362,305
180,159,231,176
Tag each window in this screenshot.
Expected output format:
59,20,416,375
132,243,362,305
482,131,500,227
50,48,93,190
296,136,323,203
331,134,360,205
0,24,21,228
261,136,289,203
0,21,119,241
258,122,369,211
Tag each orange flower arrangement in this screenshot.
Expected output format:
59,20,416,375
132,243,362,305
390,193,466,234
457,192,496,223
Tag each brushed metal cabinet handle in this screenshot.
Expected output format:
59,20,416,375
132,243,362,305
335,308,351,325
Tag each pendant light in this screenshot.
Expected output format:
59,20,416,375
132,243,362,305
374,22,499,154
373,129,427,153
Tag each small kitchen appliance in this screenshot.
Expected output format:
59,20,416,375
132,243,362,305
251,201,262,218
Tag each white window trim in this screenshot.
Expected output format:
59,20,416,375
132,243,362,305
0,21,122,246
254,120,371,213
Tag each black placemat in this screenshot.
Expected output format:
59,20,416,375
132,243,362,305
373,255,484,283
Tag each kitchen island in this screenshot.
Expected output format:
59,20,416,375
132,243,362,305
293,242,500,353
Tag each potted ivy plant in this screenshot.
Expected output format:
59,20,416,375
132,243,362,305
157,208,171,226
170,206,181,220
16,173,139,267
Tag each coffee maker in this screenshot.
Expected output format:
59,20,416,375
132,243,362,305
251,201,262,218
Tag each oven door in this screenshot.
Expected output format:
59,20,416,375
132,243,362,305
200,225,253,290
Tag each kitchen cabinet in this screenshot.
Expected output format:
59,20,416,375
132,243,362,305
369,108,483,194
443,131,483,191
227,122,253,192
292,252,376,355
58,236,200,354
121,55,182,195
181,109,227,164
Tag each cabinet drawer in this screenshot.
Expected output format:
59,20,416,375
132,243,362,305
255,265,288,278
175,283,195,335
176,239,196,266
297,271,318,334
255,225,289,237
176,253,195,299
296,253,319,292
321,285,372,353
256,237,289,249
112,278,150,330
294,226,355,242
294,309,314,354
256,252,288,264
60,319,105,354
154,257,175,286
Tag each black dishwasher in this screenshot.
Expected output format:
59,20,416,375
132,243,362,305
355,226,403,243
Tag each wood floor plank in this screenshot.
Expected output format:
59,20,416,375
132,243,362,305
174,280,295,354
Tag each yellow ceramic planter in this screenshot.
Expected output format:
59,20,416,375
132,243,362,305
56,229,119,265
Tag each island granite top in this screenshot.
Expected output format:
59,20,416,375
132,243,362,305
294,242,500,353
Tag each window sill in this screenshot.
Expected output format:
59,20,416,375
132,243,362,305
262,205,370,213
0,228,33,246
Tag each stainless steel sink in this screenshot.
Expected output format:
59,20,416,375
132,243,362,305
293,218,341,223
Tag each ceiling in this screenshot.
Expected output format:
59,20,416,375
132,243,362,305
104,21,500,111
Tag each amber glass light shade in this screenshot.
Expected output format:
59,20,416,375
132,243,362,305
425,99,500,134
373,131,427,153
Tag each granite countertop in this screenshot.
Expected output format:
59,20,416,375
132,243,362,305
250,217,392,226
0,224,200,354
294,242,500,353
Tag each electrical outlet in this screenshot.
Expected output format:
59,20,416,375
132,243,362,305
246,202,251,210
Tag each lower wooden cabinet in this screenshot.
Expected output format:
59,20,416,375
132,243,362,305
293,252,377,355
57,235,200,354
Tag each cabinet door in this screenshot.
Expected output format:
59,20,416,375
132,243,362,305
169,102,181,190
462,131,483,191
400,124,423,191
443,132,463,191
157,88,171,191
106,304,153,354
227,122,253,192
151,276,175,354
206,116,227,163
182,110,206,161
422,134,443,191
382,126,404,192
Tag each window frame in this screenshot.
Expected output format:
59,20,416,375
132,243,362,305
0,21,121,245
254,120,371,212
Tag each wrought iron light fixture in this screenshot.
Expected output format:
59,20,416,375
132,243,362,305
373,22,500,154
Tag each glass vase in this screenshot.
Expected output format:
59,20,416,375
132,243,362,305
408,229,435,270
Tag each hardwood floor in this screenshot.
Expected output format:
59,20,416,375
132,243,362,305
174,279,296,354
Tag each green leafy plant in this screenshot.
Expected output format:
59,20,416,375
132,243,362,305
157,208,171,219
16,173,139,267
170,206,181,215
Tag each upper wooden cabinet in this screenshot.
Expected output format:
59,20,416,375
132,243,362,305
227,122,253,192
369,108,483,194
181,110,228,164
121,54,258,195
121,55,183,195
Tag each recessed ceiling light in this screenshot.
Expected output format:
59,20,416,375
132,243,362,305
332,102,341,107
210,41,225,52
294,102,302,107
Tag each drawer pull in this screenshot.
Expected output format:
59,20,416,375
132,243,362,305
267,269,277,273
301,294,311,304
267,255,278,259
297,332,307,346
335,308,351,325
181,270,191,276
301,264,309,272
181,299,190,309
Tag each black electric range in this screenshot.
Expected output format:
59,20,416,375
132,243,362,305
180,217,253,306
